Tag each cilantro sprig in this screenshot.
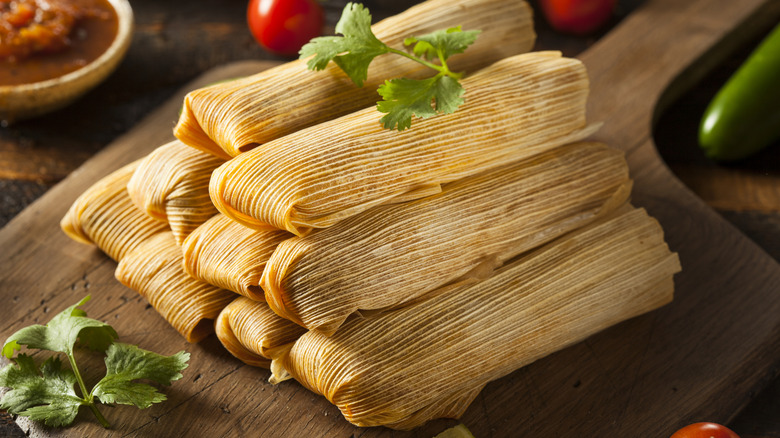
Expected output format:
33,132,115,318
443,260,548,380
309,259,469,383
0,296,189,428
300,3,480,131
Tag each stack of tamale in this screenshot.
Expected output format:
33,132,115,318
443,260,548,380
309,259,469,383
60,0,680,430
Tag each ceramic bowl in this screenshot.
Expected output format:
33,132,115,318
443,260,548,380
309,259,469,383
0,0,134,123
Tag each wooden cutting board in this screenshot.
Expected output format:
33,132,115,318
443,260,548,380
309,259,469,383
1,0,779,436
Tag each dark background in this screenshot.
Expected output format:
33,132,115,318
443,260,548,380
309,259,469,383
0,0,777,436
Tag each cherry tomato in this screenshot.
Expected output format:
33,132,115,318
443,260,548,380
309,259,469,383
247,0,323,57
670,422,740,438
538,0,616,35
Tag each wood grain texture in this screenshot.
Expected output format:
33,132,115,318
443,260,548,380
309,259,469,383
0,1,779,437
667,164,780,212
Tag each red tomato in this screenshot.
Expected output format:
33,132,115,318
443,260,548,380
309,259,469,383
247,0,323,56
538,0,616,35
670,422,740,438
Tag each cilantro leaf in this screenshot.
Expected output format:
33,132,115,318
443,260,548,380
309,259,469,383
92,343,189,409
299,3,479,131
2,296,117,358
404,26,481,62
0,355,83,427
299,36,350,71
0,297,190,428
377,75,465,131
299,2,388,86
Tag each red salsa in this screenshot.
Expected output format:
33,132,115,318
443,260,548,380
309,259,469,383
0,0,118,86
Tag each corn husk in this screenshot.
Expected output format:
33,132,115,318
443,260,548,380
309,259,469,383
261,142,632,335
174,0,536,158
60,161,168,261
275,207,681,429
215,297,307,368
127,140,225,245
182,214,291,299
115,232,236,343
210,52,595,236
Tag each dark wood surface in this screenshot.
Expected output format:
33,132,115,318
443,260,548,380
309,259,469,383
0,0,778,436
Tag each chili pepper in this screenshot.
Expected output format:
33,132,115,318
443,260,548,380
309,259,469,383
699,23,780,161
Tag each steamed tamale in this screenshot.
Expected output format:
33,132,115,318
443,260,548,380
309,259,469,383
127,140,225,245
182,214,291,299
175,0,536,158
274,207,681,429
261,142,632,335
211,52,595,236
215,297,307,368
115,232,236,343
61,161,168,261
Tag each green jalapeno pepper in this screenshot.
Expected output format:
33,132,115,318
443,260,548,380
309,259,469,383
699,23,780,161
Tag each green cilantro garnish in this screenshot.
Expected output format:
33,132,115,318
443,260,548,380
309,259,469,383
299,3,480,131
0,296,189,428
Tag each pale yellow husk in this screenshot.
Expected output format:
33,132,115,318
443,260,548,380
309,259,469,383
261,142,631,334
275,207,681,429
215,296,307,368
210,52,596,236
182,214,291,299
115,231,236,343
127,140,225,245
434,424,475,438
174,0,536,158
60,161,168,261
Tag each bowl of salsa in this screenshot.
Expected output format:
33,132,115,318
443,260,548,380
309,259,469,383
0,0,133,123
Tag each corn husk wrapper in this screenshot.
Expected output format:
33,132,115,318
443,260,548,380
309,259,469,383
127,140,225,245
215,297,307,368
211,52,595,236
115,232,236,343
175,0,536,158
275,207,681,429
261,142,632,334
60,161,168,261
182,214,291,299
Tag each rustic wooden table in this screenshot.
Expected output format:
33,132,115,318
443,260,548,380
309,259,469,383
0,0,777,436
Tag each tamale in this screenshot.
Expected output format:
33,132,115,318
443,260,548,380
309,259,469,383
127,140,225,245
60,161,168,261
175,0,536,158
211,52,596,236
215,297,306,368
275,207,681,429
182,214,291,299
115,231,236,343
261,142,631,334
